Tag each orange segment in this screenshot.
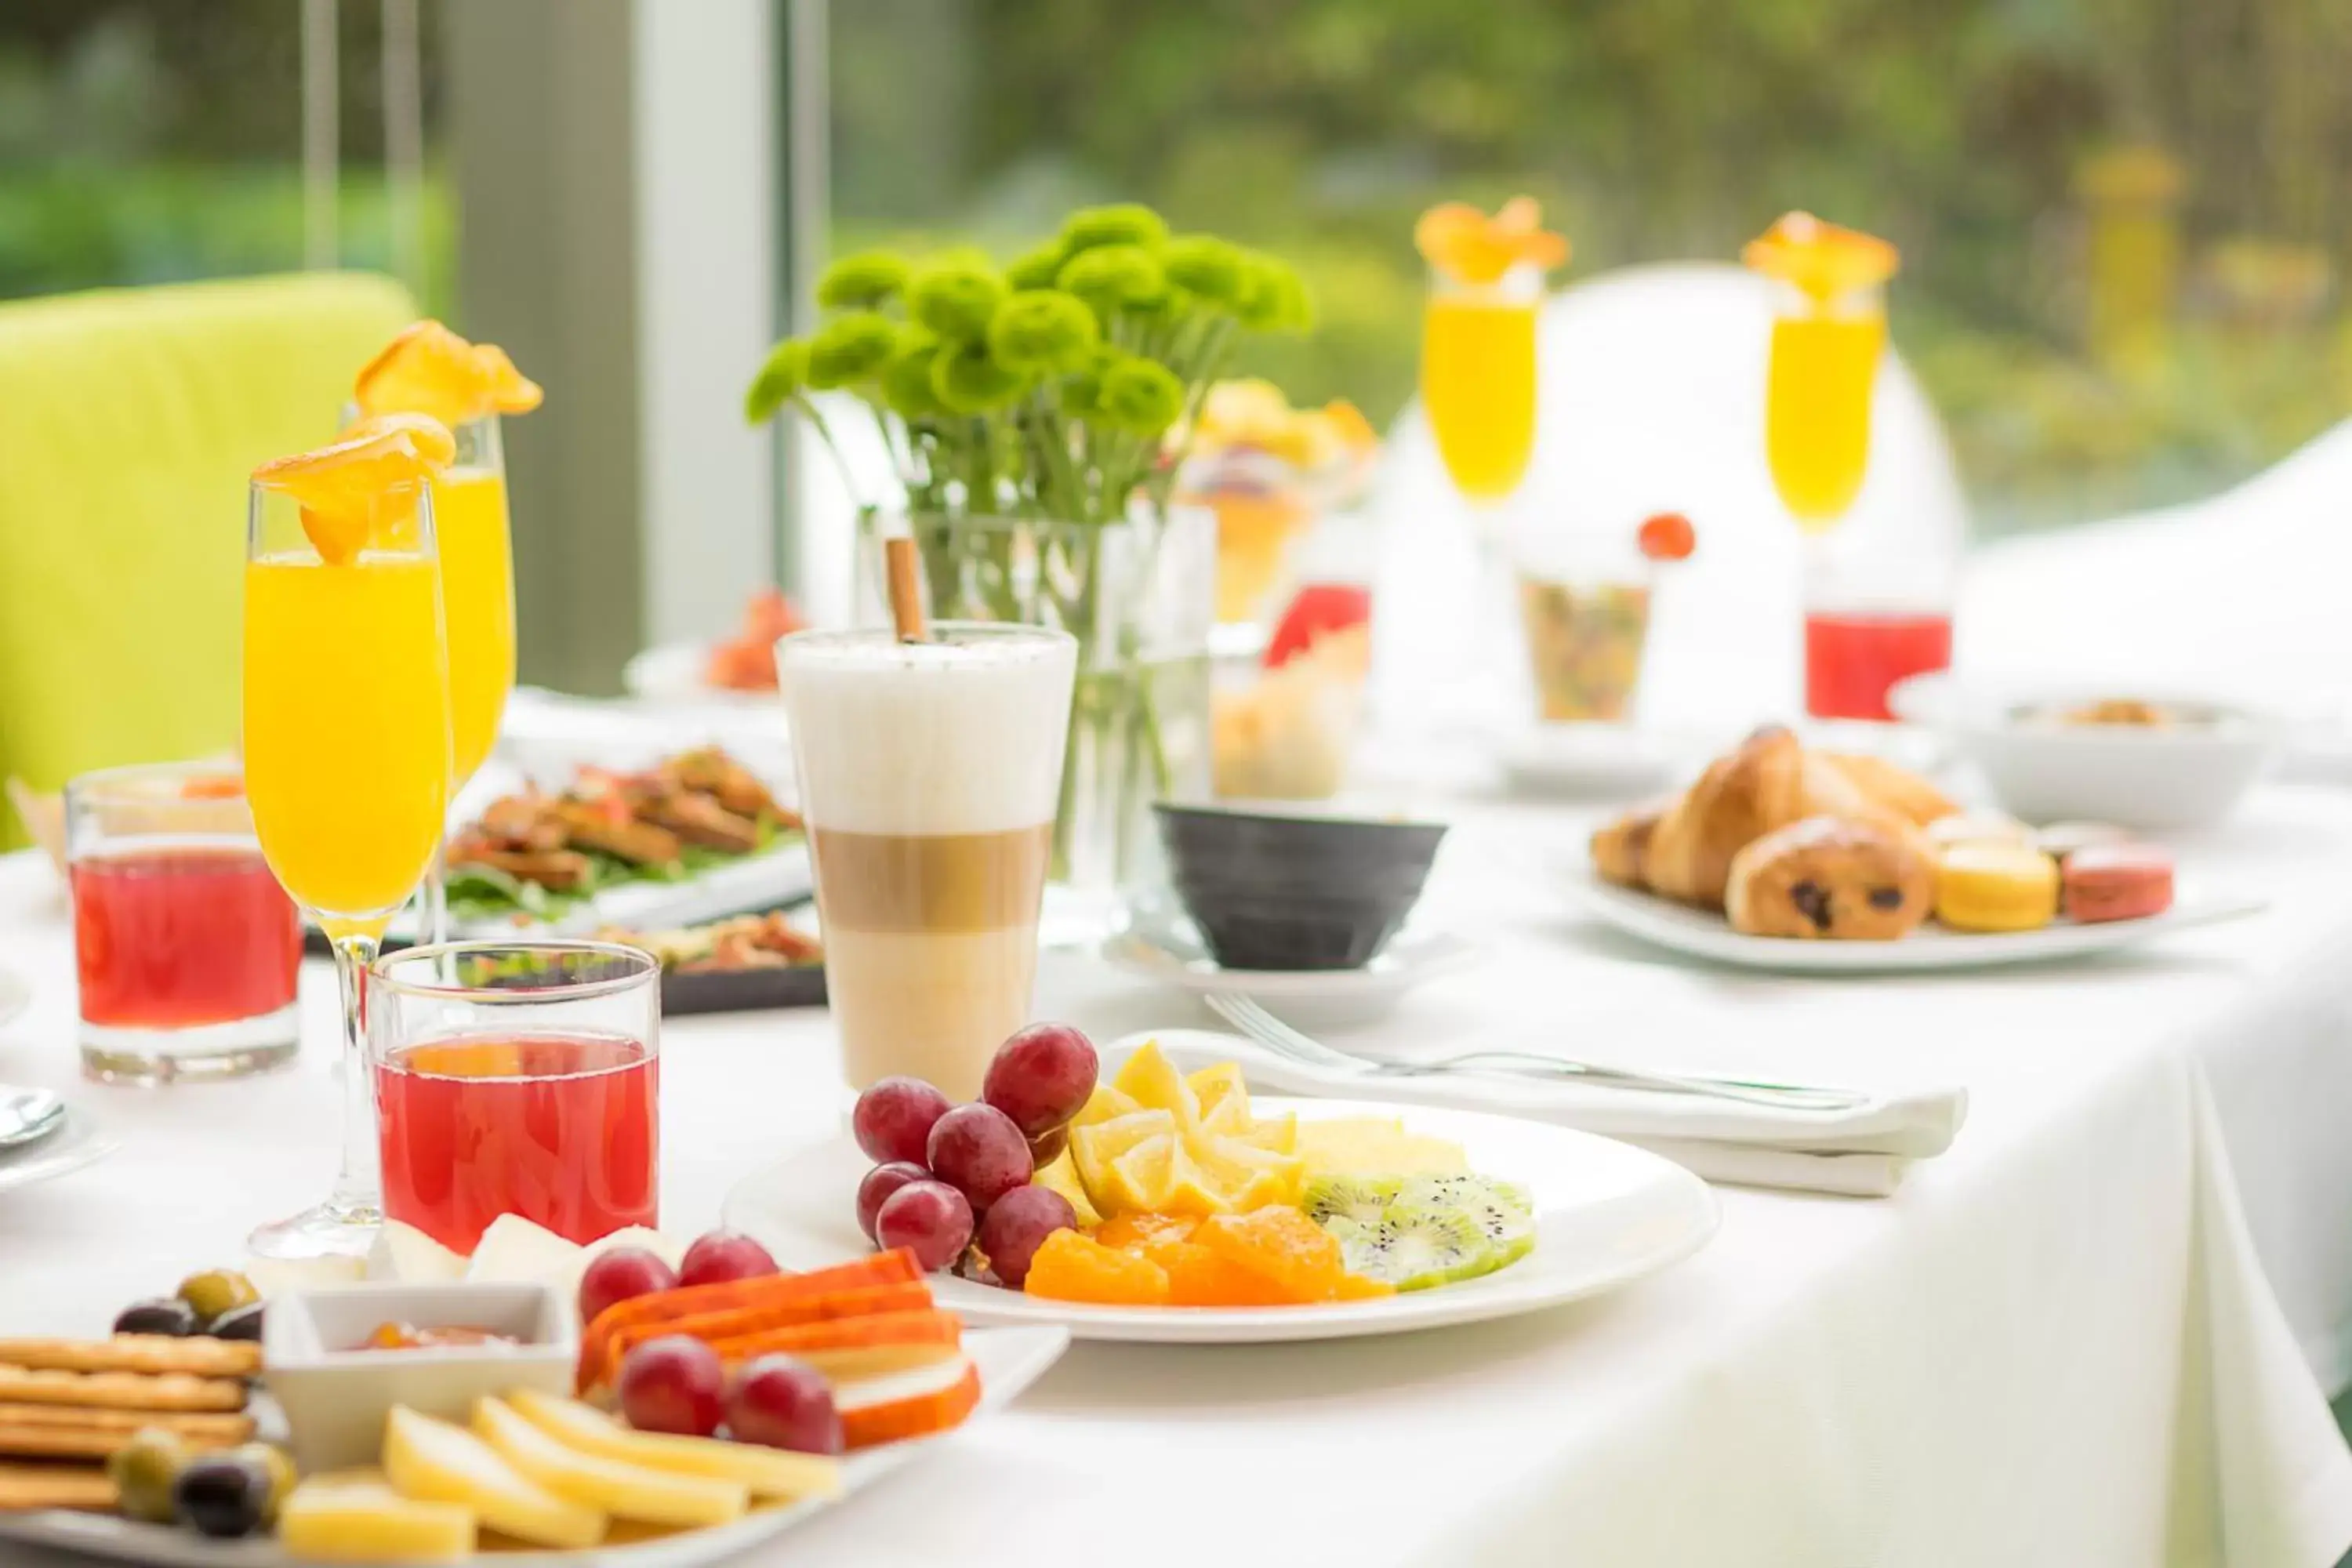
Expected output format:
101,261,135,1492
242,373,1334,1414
1415,197,1570,285
1741,212,1900,302
1022,1232,1170,1306
1332,1272,1397,1301
1161,1243,1296,1308
356,320,544,425
1094,1213,1200,1254
1193,1208,1350,1303
252,413,455,565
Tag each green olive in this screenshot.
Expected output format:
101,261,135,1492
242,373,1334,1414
106,1428,190,1525
230,1443,297,1526
175,1269,260,1328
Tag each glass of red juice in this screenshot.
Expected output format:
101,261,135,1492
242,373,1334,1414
67,760,302,1083
369,942,660,1255
1804,606,1955,722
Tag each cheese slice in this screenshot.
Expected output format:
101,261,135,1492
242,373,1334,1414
278,1470,476,1564
474,1396,748,1528
383,1405,605,1550
367,1221,468,1285
506,1388,842,1501
464,1214,586,1287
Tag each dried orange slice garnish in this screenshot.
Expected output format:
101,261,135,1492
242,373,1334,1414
1741,212,1899,302
252,413,456,565
354,320,545,426
1414,198,1570,285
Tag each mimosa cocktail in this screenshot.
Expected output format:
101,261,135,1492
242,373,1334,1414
243,413,456,1259
1414,198,1569,513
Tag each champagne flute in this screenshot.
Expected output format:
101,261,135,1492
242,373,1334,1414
242,422,455,1259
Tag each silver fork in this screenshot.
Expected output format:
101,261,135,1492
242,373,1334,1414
1203,993,1871,1113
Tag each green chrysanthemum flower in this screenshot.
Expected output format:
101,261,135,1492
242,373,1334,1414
1096,355,1185,436
986,289,1102,377
1057,245,1167,321
878,328,946,420
1161,234,1246,310
804,311,898,389
930,338,1030,414
1058,202,1169,257
1233,252,1313,332
815,251,910,311
1005,244,1068,292
742,339,810,423
1059,344,1123,420
907,258,1009,342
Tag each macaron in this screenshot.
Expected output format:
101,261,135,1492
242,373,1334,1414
2033,820,2132,865
1926,811,2033,851
2062,843,2175,924
1935,843,2060,933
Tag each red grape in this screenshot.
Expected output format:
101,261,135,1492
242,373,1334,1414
617,1336,727,1437
578,1247,677,1327
726,1354,844,1454
975,1185,1076,1289
677,1230,779,1290
925,1104,1033,1210
1028,1125,1069,1165
855,1162,931,1244
982,1024,1098,1138
853,1077,953,1165
873,1180,974,1272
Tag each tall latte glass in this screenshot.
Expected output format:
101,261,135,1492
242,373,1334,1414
779,624,1077,1101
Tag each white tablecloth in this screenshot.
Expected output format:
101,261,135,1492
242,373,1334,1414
6,775,2352,1565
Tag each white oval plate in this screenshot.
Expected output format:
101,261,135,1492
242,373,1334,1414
1099,913,1478,1006
0,1325,1069,1568
1570,868,2267,975
724,1096,1719,1345
0,1106,119,1196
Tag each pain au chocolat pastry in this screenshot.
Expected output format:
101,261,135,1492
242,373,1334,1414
1589,795,1674,889
1934,843,2060,933
1726,816,1936,940
1815,753,1956,827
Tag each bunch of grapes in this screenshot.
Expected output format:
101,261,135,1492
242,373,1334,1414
852,1024,1098,1288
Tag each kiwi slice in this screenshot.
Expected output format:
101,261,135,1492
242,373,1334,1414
1299,1174,1402,1229
1327,1206,1498,1292
1396,1175,1535,1262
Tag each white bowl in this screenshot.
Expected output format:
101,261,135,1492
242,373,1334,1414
263,1281,579,1474
1890,673,2278,830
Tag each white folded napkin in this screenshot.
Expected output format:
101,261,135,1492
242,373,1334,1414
1128,1029,1967,1199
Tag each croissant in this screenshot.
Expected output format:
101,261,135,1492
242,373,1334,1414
1816,753,1956,827
1641,726,1807,905
1590,794,1673,889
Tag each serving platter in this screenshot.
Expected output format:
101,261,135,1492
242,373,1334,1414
0,1326,1069,1567
1570,868,2266,975
724,1096,1719,1345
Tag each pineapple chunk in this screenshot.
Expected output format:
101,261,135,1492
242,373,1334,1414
506,1388,842,1501
473,1395,748,1529
383,1405,605,1551
1297,1116,1468,1178
278,1471,475,1564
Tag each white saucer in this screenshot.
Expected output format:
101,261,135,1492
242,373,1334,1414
0,1105,120,1196
1494,723,1675,799
622,641,775,707
724,1096,1719,1345
0,967,27,1031
1100,906,1477,1020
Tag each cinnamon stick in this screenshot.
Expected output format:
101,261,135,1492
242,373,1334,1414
884,536,928,643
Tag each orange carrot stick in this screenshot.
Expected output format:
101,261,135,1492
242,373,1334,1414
580,1250,921,1390
604,1281,935,1370
840,1362,982,1450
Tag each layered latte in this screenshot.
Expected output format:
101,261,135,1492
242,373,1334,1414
778,625,1076,1100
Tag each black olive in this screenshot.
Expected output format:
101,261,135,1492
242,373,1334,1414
112,1298,198,1338
1867,886,1906,910
207,1301,265,1343
172,1454,270,1539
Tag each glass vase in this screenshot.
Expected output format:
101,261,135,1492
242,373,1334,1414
858,506,1215,940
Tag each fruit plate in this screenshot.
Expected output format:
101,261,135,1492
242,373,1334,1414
723,1098,1719,1344
0,1325,1068,1568
1570,867,2267,975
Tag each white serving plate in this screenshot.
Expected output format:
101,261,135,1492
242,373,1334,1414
0,1326,1069,1568
1570,868,2265,975
1100,907,1478,1025
0,1105,119,1196
724,1097,1719,1345
621,644,772,709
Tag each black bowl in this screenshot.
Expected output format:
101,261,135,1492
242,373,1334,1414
1152,803,1448,971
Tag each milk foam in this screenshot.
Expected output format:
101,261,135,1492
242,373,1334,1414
779,626,1076,837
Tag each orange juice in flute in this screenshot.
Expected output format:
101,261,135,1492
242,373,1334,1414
1416,198,1569,508
243,413,456,1258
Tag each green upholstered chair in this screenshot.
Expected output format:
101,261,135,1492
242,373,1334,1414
0,272,418,848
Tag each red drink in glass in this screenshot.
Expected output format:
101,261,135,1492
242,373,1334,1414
1804,609,1953,721
376,1032,660,1255
73,848,301,1029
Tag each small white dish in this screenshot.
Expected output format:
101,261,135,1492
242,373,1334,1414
263,1281,579,1474
0,965,28,1031
0,1325,1069,1568
1570,868,2266,975
622,642,774,708
0,1105,118,1196
725,1095,1719,1345
1494,722,1675,798
1102,901,1477,1021
1889,673,2278,830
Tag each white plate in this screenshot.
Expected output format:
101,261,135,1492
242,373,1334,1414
0,1325,1069,1567
724,1096,1719,1345
1099,909,1477,1011
622,643,773,708
0,1105,121,1196
1494,723,1675,799
0,965,28,1030
1570,868,2266,975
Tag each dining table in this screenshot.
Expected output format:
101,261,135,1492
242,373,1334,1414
7,745,2352,1567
